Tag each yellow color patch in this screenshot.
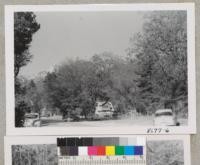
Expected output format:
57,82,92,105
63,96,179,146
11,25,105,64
106,146,115,156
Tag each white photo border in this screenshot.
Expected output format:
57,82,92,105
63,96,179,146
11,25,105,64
5,3,196,135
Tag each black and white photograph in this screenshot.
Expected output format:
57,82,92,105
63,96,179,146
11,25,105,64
5,4,196,135
12,144,58,165
147,140,184,165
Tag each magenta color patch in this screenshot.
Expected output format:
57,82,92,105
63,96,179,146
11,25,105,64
88,146,97,155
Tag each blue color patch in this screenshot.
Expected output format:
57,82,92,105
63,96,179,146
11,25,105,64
124,146,134,155
134,146,143,155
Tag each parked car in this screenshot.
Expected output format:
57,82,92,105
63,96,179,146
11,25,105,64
154,109,179,126
24,113,41,127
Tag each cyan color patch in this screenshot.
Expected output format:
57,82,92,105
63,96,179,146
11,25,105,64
124,146,134,155
134,146,143,155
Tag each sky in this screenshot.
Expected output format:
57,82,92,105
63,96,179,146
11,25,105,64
19,11,145,78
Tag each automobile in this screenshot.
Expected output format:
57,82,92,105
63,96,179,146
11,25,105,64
93,101,115,120
24,113,41,127
153,109,179,126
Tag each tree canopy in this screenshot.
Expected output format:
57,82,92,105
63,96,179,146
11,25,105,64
127,11,187,114
14,12,40,77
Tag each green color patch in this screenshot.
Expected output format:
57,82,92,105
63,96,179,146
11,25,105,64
115,146,124,155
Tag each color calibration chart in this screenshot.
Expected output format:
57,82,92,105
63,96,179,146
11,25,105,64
57,137,146,165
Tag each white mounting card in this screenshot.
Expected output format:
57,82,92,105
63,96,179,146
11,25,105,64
5,3,196,135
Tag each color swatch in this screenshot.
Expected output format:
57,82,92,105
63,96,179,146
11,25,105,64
57,137,145,156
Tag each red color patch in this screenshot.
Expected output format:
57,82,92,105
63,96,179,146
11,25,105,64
97,146,105,155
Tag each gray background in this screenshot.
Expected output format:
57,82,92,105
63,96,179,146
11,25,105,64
0,0,199,165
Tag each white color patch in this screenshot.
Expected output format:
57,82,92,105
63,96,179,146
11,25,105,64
78,146,88,156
